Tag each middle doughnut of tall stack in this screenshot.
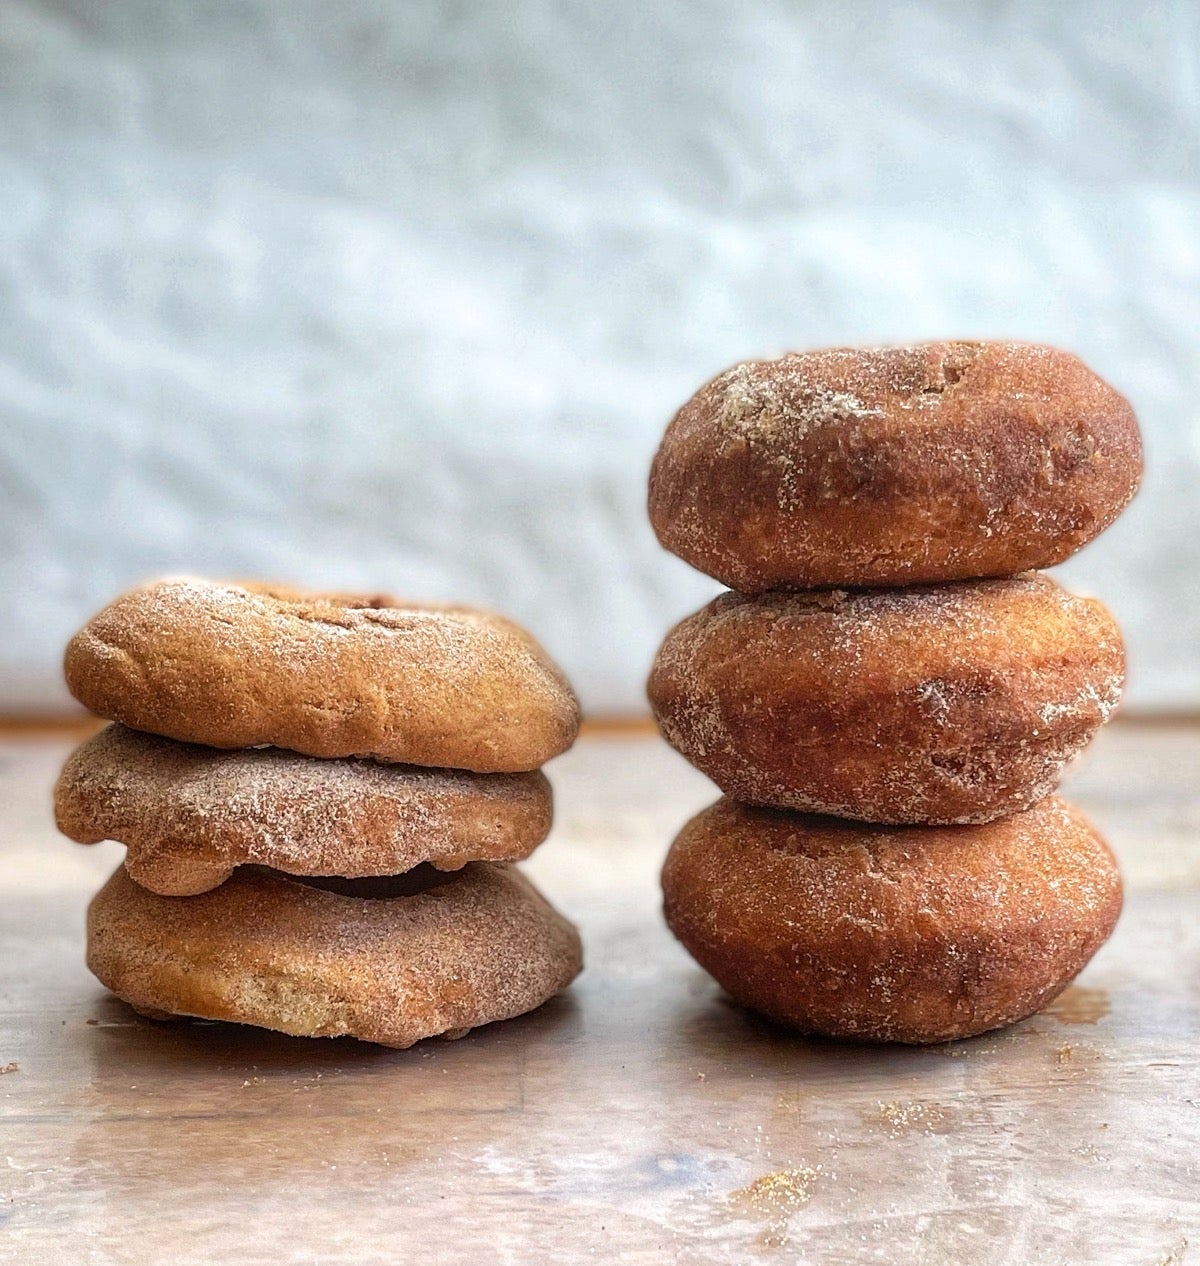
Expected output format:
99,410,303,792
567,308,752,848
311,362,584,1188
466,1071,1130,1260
647,341,1143,1045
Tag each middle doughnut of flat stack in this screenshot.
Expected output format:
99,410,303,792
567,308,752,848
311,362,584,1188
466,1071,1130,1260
57,724,553,896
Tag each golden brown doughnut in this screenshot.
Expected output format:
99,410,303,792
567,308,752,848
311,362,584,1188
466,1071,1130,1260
662,796,1122,1045
88,862,582,1048
649,341,1142,591
648,574,1123,825
55,724,553,897
64,578,580,771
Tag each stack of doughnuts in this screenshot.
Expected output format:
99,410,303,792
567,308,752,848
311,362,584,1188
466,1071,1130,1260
647,341,1142,1044
55,579,583,1049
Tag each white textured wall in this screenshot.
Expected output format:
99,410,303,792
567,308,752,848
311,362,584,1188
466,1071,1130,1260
2,0,1198,715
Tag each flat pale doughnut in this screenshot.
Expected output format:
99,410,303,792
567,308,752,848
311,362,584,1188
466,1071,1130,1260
87,862,583,1048
649,341,1142,591
662,796,1122,1045
648,574,1123,825
64,578,580,771
55,724,553,896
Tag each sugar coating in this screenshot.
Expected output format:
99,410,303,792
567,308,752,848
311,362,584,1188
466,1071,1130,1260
647,574,1125,825
64,578,581,771
661,795,1123,1045
649,341,1143,591
56,724,553,895
87,861,583,1049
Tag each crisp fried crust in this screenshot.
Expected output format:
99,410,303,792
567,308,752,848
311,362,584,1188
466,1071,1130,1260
649,341,1142,591
662,796,1122,1045
647,574,1124,825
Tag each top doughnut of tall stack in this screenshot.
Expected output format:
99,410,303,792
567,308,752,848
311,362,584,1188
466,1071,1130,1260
649,341,1142,591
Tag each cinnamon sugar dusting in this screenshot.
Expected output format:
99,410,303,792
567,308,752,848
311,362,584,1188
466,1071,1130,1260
64,577,581,770
87,861,583,1049
650,340,1142,591
662,796,1123,1044
728,1167,823,1248
652,339,1135,1048
648,574,1124,825
873,1100,952,1136
712,358,882,451
56,724,553,893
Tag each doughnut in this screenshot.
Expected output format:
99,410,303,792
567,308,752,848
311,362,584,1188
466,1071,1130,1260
662,796,1122,1045
87,862,583,1048
647,574,1123,825
64,578,580,771
649,341,1142,591
55,724,553,896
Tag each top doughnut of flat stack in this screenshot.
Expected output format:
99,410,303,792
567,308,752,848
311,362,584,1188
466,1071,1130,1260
64,579,581,772
649,341,1143,591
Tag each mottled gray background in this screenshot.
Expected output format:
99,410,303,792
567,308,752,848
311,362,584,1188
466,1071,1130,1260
2,0,1197,714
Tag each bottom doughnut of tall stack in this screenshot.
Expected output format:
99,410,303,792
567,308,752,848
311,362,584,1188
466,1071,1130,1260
88,861,582,1049
662,796,1122,1046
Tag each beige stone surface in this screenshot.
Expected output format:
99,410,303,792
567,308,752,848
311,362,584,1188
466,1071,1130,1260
1,725,1198,1264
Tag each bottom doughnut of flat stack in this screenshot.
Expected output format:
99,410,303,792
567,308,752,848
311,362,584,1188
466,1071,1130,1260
662,796,1122,1046
88,861,582,1049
